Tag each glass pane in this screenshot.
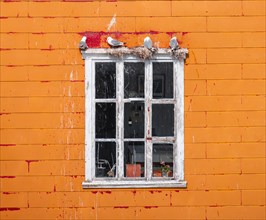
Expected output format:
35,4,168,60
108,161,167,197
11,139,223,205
152,144,173,177
124,142,145,178
124,62,145,98
95,62,116,99
153,62,173,99
95,142,116,178
96,103,116,138
152,104,174,136
124,102,144,138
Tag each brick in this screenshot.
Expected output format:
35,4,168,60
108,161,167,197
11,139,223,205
0,33,28,49
0,129,84,145
185,127,242,143
185,96,241,112
28,1,99,17
54,176,84,192
95,190,136,207
185,64,242,80
0,145,84,161
243,1,266,15
241,96,265,111
0,2,28,17
135,206,205,220
241,158,265,174
185,144,206,158
0,66,29,82
171,190,241,206
207,80,266,95
243,32,266,47
185,80,206,96
185,158,241,174
207,48,265,64
99,1,171,17
243,64,266,79
184,33,242,48
185,49,206,64
0,192,28,208
207,16,265,32
206,174,266,190
136,17,206,32
1,81,84,97
242,127,266,142
206,143,266,158
28,33,81,50
0,161,28,176
0,49,82,66
185,174,206,190
207,111,265,127
242,190,266,205
1,17,135,33
28,65,84,82
207,206,266,220
29,160,84,176
0,97,84,113
134,190,171,207
185,112,206,128
97,207,136,220
0,208,67,220
28,192,95,208
0,176,54,192
1,113,84,129
172,1,242,16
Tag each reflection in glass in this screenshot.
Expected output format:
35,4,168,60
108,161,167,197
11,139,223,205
95,62,116,99
124,102,144,138
96,103,116,138
95,142,116,178
124,142,145,177
124,62,145,98
153,62,173,99
153,144,173,177
152,104,174,136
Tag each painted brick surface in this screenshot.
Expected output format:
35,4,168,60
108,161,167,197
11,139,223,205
0,0,265,219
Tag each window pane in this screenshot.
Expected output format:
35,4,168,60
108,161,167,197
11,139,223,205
124,62,145,98
152,104,174,136
96,103,116,138
124,102,144,138
153,62,173,99
124,142,145,178
153,144,173,177
95,142,116,178
95,62,116,99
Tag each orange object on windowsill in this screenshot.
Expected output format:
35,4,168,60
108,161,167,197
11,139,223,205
126,164,141,177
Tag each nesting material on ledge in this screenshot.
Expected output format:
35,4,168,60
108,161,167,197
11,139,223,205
107,47,188,60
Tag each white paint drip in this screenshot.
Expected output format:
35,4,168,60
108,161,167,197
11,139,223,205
107,14,116,31
70,70,74,81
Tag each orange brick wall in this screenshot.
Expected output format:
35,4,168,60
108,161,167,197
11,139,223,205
0,0,265,219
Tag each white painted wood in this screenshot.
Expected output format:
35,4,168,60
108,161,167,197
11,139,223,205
83,49,187,188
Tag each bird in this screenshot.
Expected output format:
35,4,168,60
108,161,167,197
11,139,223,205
144,36,153,49
79,36,88,51
169,37,179,50
107,36,124,47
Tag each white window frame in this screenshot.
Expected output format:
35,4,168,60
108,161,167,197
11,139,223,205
82,48,186,188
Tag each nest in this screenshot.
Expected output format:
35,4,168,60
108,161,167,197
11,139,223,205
107,47,188,60
107,47,156,60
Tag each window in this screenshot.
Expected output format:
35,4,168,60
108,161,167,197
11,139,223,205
82,49,186,188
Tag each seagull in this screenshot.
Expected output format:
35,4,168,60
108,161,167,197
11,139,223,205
107,36,124,47
144,36,153,49
79,36,88,51
169,37,179,50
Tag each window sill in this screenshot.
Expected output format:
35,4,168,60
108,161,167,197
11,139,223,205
82,180,187,189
